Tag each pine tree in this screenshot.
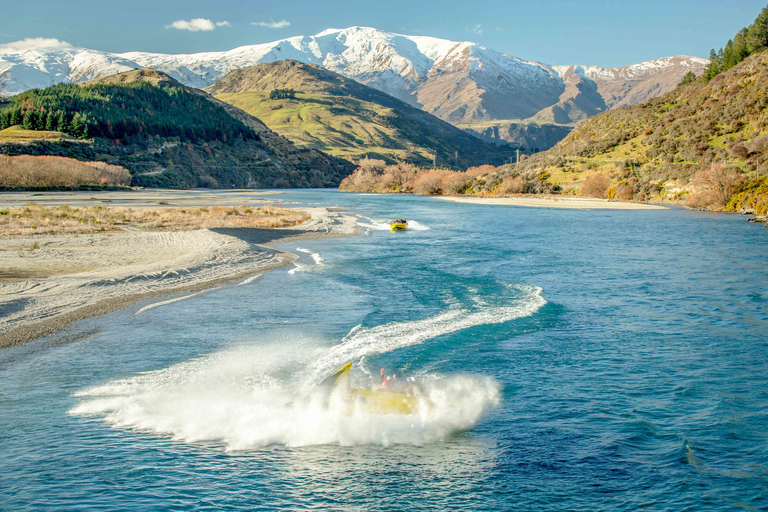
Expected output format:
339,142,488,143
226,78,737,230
747,5,768,53
22,109,39,130
9,109,22,126
678,71,697,86
733,28,749,62
45,110,56,131
56,111,68,133
723,40,736,70
70,112,85,138
705,49,720,81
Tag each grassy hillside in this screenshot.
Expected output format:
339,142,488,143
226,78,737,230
0,126,78,142
474,50,768,209
0,69,354,189
206,60,517,168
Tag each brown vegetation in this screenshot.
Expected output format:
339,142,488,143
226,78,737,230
0,155,131,189
687,163,747,209
582,174,611,198
0,203,309,236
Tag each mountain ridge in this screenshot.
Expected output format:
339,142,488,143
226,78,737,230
0,27,707,131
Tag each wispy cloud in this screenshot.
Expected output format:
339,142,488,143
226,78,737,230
0,37,72,51
252,19,290,29
166,19,231,32
468,24,483,36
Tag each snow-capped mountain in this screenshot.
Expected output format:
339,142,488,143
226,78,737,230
0,27,708,125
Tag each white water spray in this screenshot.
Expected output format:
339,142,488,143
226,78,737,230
70,284,544,450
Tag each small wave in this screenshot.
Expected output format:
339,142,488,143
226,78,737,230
407,220,430,231
295,248,324,265
237,274,262,286
134,291,206,315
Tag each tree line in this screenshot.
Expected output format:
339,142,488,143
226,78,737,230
0,82,257,144
704,4,768,81
268,88,296,100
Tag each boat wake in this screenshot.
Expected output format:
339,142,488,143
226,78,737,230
69,283,544,450
70,344,500,450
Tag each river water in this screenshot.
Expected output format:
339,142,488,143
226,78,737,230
1,191,767,510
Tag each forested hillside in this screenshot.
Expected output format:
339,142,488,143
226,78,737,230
0,69,354,189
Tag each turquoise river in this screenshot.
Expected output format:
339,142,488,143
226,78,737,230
1,190,767,510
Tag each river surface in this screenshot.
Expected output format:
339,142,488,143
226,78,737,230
1,190,767,511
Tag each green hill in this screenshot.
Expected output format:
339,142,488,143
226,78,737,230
205,60,517,168
0,69,354,189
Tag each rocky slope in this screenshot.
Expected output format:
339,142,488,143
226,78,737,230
206,60,516,167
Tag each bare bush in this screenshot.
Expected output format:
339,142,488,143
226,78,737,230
338,167,383,192
0,155,131,188
413,170,451,195
582,173,611,198
356,157,387,173
441,172,472,195
379,162,417,192
686,162,747,209
498,176,525,195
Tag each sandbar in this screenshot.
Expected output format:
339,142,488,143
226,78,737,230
0,200,358,348
436,195,668,210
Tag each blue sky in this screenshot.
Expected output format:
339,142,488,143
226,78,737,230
1,0,766,66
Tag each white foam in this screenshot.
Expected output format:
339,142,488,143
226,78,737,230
356,217,430,231
237,274,262,286
356,217,392,231
407,220,430,231
70,284,544,450
69,343,500,450
295,247,324,265
134,291,206,315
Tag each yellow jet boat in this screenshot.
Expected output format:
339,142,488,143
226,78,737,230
390,218,408,231
319,363,420,415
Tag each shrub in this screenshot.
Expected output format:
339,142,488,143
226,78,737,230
499,176,525,194
686,162,747,209
582,173,611,198
413,170,450,195
0,155,131,188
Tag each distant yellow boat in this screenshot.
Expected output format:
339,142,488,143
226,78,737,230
390,218,408,231
320,363,420,415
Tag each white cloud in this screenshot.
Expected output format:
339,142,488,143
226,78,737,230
166,18,231,32
0,38,73,51
469,24,483,36
252,19,290,29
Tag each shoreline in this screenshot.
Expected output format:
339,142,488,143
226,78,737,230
0,204,359,349
435,195,669,210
